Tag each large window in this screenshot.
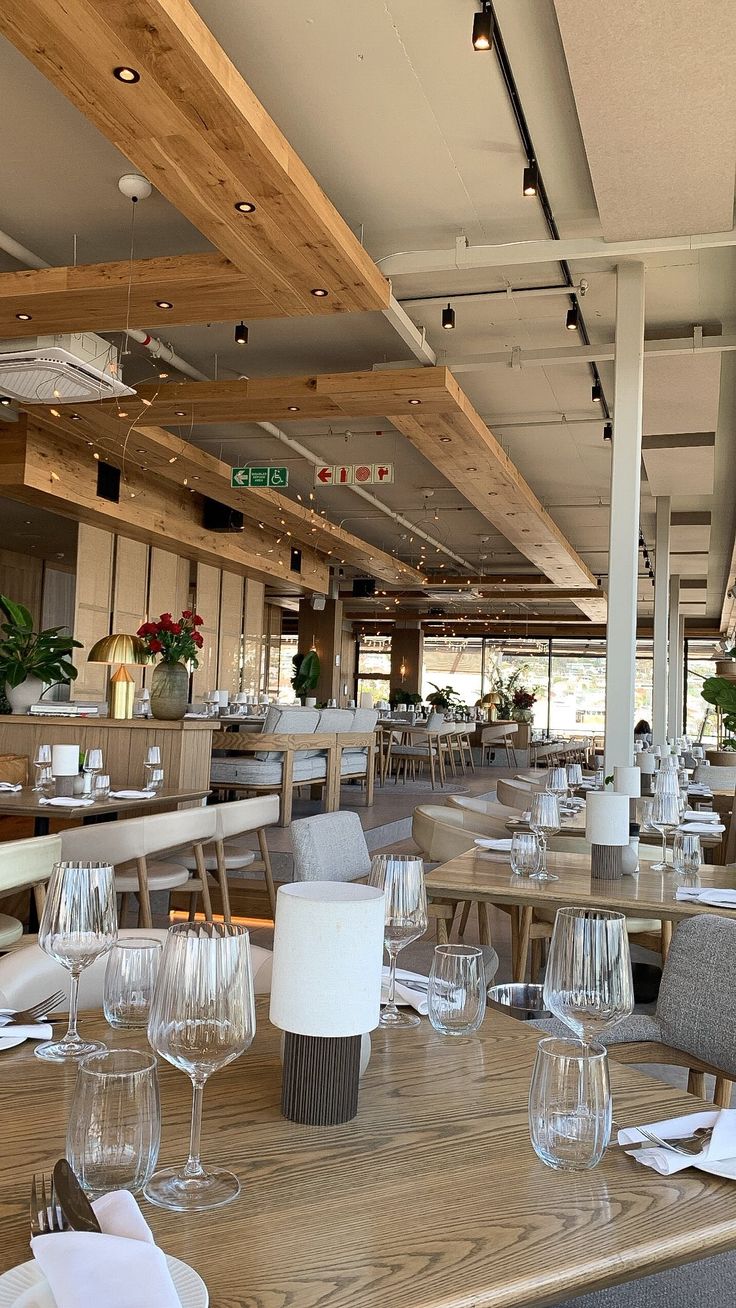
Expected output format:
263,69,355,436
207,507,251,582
356,635,391,705
483,639,550,730
685,641,718,743
421,637,483,705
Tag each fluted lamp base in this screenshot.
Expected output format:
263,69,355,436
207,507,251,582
591,843,624,881
281,1032,361,1125
108,664,135,719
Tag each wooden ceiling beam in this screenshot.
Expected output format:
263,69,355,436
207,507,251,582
0,0,389,317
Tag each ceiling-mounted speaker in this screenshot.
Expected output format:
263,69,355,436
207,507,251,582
202,497,244,533
96,460,121,504
311,595,326,611
290,547,302,573
353,577,376,597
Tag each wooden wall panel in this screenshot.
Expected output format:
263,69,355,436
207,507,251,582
0,548,43,627
191,564,221,699
113,537,149,693
72,524,113,700
242,579,265,695
218,571,245,695
340,624,357,703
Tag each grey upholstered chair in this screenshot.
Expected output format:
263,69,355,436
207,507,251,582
560,1252,736,1307
290,811,371,883
532,913,736,1105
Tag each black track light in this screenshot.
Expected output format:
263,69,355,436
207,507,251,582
234,321,249,346
565,303,579,331
522,161,538,197
441,302,456,331
591,379,602,403
472,2,493,50
603,422,613,442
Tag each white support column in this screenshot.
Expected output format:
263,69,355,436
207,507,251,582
676,613,686,738
652,496,671,745
667,574,681,741
604,263,645,773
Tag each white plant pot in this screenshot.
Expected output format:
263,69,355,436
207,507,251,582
5,676,46,714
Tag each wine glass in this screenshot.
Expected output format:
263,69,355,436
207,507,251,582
567,763,583,790
145,922,256,1211
510,830,541,878
368,854,428,1029
142,746,161,789
36,862,118,1063
543,907,634,1045
529,792,561,881
33,744,52,792
82,748,103,796
650,792,681,871
548,768,569,803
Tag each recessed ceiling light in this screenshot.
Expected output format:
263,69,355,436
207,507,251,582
0,397,11,407
70,412,81,420
439,437,451,443
287,405,300,412
311,288,329,297
234,201,256,213
159,371,169,379
16,313,31,321
113,66,140,83
156,300,173,310
175,410,186,417
408,398,421,405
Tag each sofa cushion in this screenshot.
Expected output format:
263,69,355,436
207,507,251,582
340,750,369,776
351,708,378,732
254,706,320,761
211,755,328,787
316,708,355,733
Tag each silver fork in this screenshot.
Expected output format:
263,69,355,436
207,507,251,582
0,991,66,1024
30,1172,69,1236
626,1125,713,1157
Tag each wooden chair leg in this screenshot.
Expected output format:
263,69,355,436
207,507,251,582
714,1076,733,1108
530,938,542,982
32,882,47,921
478,902,493,947
687,1068,706,1098
194,843,213,922
258,827,277,919
515,906,533,982
458,900,472,937
136,856,153,929
214,839,232,925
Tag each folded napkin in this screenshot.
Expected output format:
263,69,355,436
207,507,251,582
675,886,736,908
31,1189,180,1308
521,810,531,821
0,1022,52,1040
619,1109,736,1178
382,965,429,1015
108,789,156,800
677,821,725,834
688,784,712,794
38,797,94,808
0,782,22,792
683,809,719,821
474,837,512,852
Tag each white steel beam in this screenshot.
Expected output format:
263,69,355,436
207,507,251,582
604,263,645,774
444,333,736,373
652,496,671,747
382,293,436,366
668,574,681,741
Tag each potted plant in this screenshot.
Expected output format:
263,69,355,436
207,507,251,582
0,594,82,714
426,683,463,711
291,650,321,705
490,668,523,720
388,688,422,709
700,674,736,764
511,686,537,723
714,642,736,682
136,610,204,720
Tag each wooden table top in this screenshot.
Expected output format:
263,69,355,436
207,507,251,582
0,715,215,731
426,848,736,920
2,1004,736,1307
0,786,210,820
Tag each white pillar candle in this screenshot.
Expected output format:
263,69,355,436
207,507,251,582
614,765,641,798
585,791,629,846
51,744,80,777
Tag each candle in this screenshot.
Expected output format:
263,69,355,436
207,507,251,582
51,744,80,777
585,792,629,846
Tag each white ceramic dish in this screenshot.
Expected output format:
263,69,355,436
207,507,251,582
0,1255,207,1307
0,1033,29,1053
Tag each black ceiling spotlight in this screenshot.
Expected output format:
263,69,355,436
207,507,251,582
565,302,579,331
591,379,602,403
441,302,456,331
234,321,249,346
522,160,538,197
603,422,613,442
0,397,12,407
472,1,493,50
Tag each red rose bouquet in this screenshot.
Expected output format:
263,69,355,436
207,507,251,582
136,610,205,667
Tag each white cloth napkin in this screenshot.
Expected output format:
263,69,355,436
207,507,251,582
0,1022,52,1040
0,782,21,792
31,1189,180,1308
677,821,725,834
675,887,736,908
688,784,712,794
382,965,429,1015
683,809,719,821
474,837,512,852
108,789,156,800
37,797,94,808
619,1109,736,1177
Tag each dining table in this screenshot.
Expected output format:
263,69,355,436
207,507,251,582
3,1001,736,1307
425,848,736,981
0,786,211,837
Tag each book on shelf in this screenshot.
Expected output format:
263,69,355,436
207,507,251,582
29,703,101,716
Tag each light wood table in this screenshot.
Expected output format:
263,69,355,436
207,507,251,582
0,786,210,837
3,1004,736,1307
426,848,736,981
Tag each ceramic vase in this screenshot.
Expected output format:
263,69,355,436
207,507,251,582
150,662,189,720
5,675,46,715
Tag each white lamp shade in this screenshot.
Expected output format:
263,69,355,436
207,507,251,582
51,744,79,777
359,691,373,709
269,882,385,1038
585,791,630,846
637,754,656,775
614,766,641,798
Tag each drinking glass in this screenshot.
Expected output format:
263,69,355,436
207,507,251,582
567,763,583,789
82,748,103,795
148,767,165,793
36,862,118,1063
369,854,428,1029
145,922,256,1211
639,798,654,831
548,767,569,802
593,768,605,790
142,746,161,788
650,792,681,870
673,830,702,878
67,1050,160,1196
33,744,52,792
93,773,111,801
510,830,541,878
529,1038,611,1170
529,792,561,881
104,937,162,1028
543,907,634,1044
36,765,54,797
427,945,485,1036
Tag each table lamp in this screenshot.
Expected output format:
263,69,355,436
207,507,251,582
585,791,629,880
614,764,641,821
636,751,656,795
269,881,385,1125
88,633,149,719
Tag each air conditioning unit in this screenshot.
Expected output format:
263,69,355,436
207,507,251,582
0,333,135,404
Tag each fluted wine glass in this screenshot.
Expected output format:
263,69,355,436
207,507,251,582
650,792,681,870
547,768,569,802
36,862,118,1062
543,907,634,1045
529,792,561,881
145,922,256,1211
369,854,428,1029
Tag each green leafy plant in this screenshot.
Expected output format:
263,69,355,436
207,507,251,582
490,667,524,718
701,676,736,749
388,688,422,707
291,649,321,699
0,594,82,691
426,682,464,710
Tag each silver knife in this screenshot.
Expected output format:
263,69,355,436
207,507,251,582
52,1160,102,1233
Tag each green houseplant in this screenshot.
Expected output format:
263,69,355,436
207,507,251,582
388,688,422,708
426,682,463,711
0,594,82,713
291,650,321,704
701,674,736,753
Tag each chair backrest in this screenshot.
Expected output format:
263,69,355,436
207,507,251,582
254,706,320,760
425,710,447,731
447,795,517,820
213,794,280,840
656,915,736,1079
0,834,62,894
351,708,379,732
496,778,532,809
316,708,355,733
694,764,736,789
60,806,216,865
0,932,273,1011
411,805,474,863
481,724,518,744
290,811,371,883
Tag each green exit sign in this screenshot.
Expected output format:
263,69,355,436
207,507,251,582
231,466,289,489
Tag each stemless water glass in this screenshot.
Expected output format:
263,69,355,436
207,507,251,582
93,773,111,801
36,862,118,1063
529,792,561,881
145,922,256,1212
593,768,605,790
543,907,634,1044
529,1038,611,1170
36,765,54,798
67,1050,160,1196
427,944,485,1036
33,744,52,792
82,748,103,794
510,830,541,878
147,767,165,793
673,830,702,878
142,746,161,788
369,854,428,1029
104,937,162,1028
650,792,681,871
